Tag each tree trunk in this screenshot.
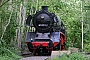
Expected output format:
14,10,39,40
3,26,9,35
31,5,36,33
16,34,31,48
17,3,26,51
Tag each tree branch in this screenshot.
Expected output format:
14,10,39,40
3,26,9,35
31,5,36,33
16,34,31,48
0,0,9,7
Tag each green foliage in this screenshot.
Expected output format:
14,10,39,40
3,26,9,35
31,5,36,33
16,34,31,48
84,43,90,52
0,39,22,59
0,47,21,60
83,0,90,52
53,53,89,60
0,0,22,59
0,1,90,60
0,39,22,60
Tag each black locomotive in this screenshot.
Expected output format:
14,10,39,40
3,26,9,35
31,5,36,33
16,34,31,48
26,6,66,55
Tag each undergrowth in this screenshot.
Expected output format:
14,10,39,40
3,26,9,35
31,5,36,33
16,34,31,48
0,40,22,60
0,47,22,60
53,53,90,60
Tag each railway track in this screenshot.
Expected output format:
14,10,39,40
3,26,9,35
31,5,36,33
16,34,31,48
20,56,50,60
20,51,50,60
20,50,71,60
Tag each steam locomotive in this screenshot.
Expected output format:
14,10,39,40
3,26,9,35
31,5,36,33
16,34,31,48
26,6,66,55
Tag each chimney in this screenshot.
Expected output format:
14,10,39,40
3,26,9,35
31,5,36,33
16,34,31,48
41,6,48,11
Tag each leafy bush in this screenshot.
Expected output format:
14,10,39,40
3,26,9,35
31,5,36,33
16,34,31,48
84,43,90,52
0,47,22,60
53,53,89,60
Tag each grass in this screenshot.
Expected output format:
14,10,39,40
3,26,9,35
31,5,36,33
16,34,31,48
53,53,90,60
0,47,22,60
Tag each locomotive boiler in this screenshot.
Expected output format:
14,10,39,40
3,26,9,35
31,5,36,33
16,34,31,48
26,6,66,55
